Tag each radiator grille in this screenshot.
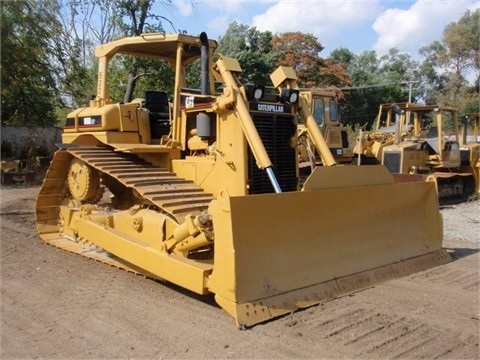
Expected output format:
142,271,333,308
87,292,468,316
248,113,297,194
460,148,471,166
383,152,401,173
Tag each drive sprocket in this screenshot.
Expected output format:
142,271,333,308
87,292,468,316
67,158,102,202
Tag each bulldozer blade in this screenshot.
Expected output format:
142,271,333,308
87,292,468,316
210,166,450,328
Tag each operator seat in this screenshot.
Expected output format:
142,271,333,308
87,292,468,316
145,91,170,139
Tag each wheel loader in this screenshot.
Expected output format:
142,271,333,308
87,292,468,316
297,89,353,170
36,32,450,328
355,102,477,202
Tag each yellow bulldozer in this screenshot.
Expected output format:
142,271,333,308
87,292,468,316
36,33,450,328
460,112,480,196
297,89,353,171
355,102,477,201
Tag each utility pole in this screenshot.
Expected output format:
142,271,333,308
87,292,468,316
402,80,419,102
402,80,419,123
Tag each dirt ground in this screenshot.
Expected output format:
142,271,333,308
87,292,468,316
1,185,479,359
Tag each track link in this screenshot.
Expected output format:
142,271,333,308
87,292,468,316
66,146,214,221
433,172,476,204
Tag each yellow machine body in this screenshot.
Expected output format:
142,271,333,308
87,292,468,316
355,103,477,201
460,113,480,195
36,33,449,328
297,89,353,169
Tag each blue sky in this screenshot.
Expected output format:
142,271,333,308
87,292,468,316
156,0,479,58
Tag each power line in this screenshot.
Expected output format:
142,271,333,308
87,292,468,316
338,82,416,91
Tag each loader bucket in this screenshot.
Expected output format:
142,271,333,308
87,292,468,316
209,165,450,328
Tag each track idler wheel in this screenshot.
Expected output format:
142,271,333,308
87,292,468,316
67,158,102,202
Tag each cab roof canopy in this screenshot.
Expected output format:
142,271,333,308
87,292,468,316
94,33,218,64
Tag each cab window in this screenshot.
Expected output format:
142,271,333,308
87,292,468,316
329,99,339,122
313,97,325,126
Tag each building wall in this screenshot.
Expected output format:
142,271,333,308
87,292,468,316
1,126,62,159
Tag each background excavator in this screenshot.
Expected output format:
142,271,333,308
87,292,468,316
36,32,449,328
354,102,477,202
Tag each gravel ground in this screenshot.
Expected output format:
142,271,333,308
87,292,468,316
442,200,480,243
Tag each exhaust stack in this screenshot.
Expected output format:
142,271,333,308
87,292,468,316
200,32,210,95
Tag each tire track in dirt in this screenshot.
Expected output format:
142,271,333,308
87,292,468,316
277,253,479,359
411,265,479,293
2,186,479,359
284,299,478,359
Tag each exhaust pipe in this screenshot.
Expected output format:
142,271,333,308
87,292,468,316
200,32,210,95
391,103,404,145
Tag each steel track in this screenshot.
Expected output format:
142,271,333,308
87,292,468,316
35,146,214,275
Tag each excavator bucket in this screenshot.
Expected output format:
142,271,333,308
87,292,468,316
211,165,450,328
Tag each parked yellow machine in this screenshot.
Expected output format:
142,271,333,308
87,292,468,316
297,89,353,169
461,112,479,141
355,102,477,201
460,112,480,195
353,102,416,164
36,33,450,328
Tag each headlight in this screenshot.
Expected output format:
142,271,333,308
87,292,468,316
280,88,299,104
253,87,264,100
245,84,264,101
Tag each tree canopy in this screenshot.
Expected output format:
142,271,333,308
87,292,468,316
1,0,62,126
217,22,279,85
1,2,477,131
419,8,479,113
338,48,419,127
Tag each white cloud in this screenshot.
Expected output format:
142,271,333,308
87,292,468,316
206,15,231,36
373,0,480,55
174,0,246,37
171,0,479,57
218,1,243,13
252,0,381,37
174,0,193,16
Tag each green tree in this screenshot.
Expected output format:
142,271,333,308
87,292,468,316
329,47,355,66
111,0,186,102
116,0,156,102
419,9,479,112
217,22,250,55
340,49,417,127
56,0,120,108
1,0,63,126
442,9,479,81
217,22,279,85
341,50,382,127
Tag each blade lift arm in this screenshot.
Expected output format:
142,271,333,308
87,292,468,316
212,56,282,193
270,66,337,167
